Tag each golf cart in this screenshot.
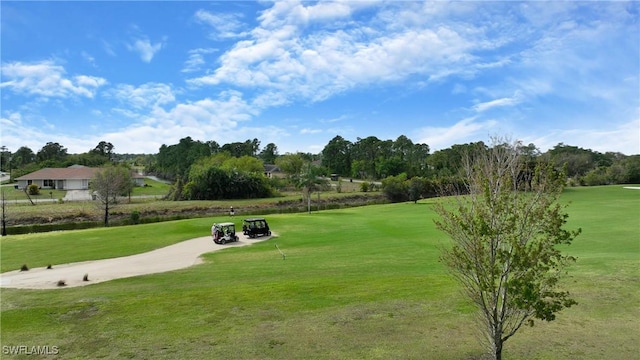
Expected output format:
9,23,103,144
212,222,239,244
242,218,271,238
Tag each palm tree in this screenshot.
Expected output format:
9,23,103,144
296,162,329,213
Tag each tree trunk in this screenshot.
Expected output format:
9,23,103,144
104,202,109,227
1,190,6,236
492,338,503,360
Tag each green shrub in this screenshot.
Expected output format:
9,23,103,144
360,182,369,192
381,173,409,202
6,221,102,235
130,210,141,225
27,184,40,195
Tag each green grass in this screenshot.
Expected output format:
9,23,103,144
3,187,383,227
1,185,638,359
131,178,172,196
1,187,67,202
0,178,170,203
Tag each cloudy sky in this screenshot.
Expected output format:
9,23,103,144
1,1,638,156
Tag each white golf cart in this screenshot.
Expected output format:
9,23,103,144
211,222,239,245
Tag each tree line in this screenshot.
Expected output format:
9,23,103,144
1,141,145,179
2,136,639,202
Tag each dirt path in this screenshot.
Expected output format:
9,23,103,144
0,234,272,290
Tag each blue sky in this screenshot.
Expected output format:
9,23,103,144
1,1,639,156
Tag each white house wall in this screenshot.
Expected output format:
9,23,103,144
16,180,28,190
65,179,86,190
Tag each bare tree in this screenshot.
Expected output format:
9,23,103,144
434,138,581,360
92,166,134,226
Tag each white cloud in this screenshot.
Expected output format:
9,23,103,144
251,91,291,109
0,60,106,98
513,3,637,104
452,83,467,94
1,91,261,154
320,115,349,124
0,111,95,154
258,1,354,28
146,90,255,130
472,91,523,113
194,9,248,39
75,75,107,89
182,48,217,73
102,40,117,57
81,51,97,67
127,37,164,63
188,4,482,106
300,128,322,134
0,111,22,128
525,118,640,156
417,117,498,151
99,92,260,153
257,0,371,29
106,83,176,110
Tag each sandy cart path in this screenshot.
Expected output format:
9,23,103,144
0,234,272,290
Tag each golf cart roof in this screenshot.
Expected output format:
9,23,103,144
244,218,265,222
217,222,235,226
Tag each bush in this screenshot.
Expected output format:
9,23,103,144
360,182,369,192
130,210,141,225
381,173,409,202
27,184,40,195
582,167,609,186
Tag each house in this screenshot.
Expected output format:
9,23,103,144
15,165,145,190
263,164,284,178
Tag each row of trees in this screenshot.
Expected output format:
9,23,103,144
3,136,639,203
139,135,639,203
322,135,430,179
1,141,146,180
147,137,281,182
3,137,638,185
322,136,640,185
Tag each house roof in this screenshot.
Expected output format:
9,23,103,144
264,164,281,172
15,166,99,181
16,166,146,181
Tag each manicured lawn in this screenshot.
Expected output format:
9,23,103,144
0,187,67,203
0,185,638,359
131,178,172,196
0,178,170,203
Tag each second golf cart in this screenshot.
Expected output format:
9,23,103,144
242,218,271,238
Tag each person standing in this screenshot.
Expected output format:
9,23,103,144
230,206,235,216
211,223,217,239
